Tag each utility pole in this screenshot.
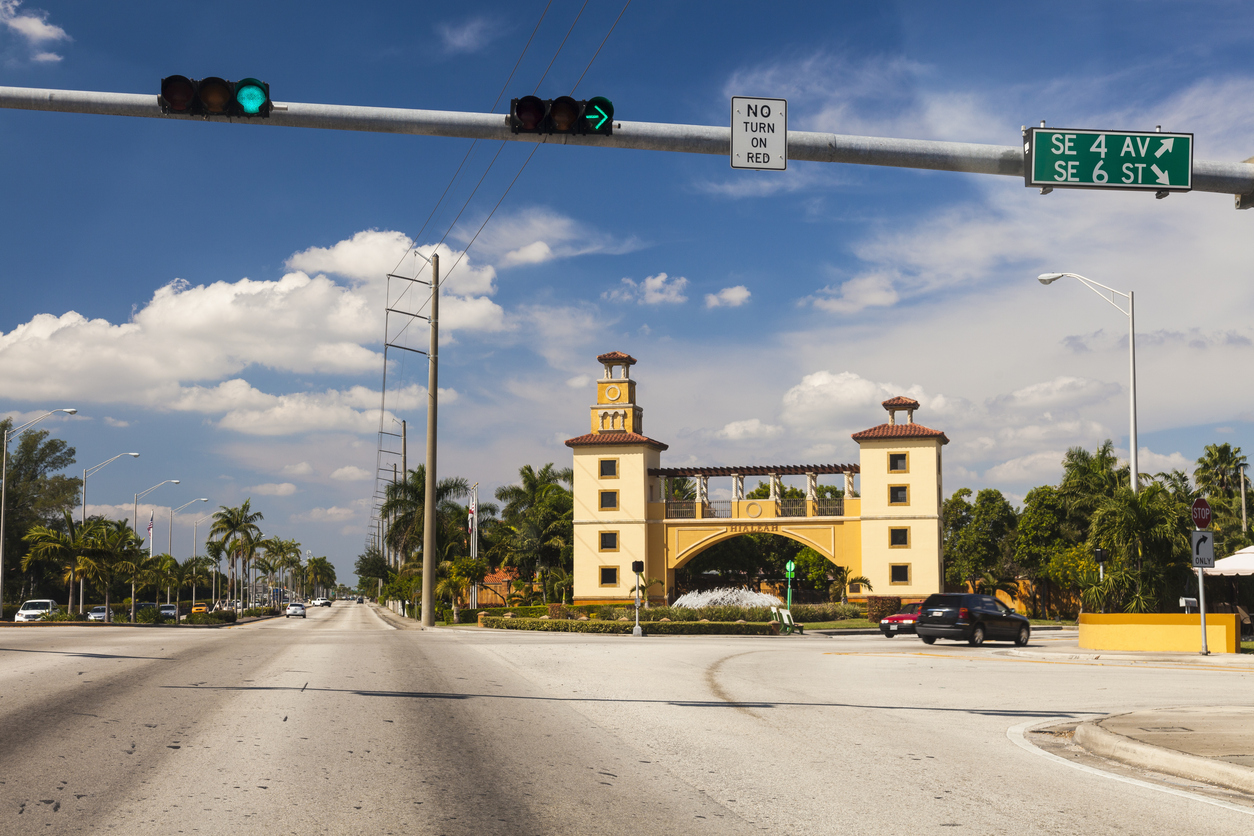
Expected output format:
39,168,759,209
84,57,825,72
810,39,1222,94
421,254,439,627
1241,463,1248,536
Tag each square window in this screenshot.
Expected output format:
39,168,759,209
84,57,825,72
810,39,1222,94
599,490,619,510
599,566,619,586
889,527,909,547
599,458,618,478
889,485,909,505
888,452,908,472
599,531,618,551
890,564,911,585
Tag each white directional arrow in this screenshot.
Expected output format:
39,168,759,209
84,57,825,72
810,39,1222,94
1151,164,1171,185
1155,137,1175,158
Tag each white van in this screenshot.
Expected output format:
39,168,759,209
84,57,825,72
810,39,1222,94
15,599,59,622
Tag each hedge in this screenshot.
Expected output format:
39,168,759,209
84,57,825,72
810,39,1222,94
480,617,781,636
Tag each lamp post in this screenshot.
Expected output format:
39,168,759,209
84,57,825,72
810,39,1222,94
1,408,76,616
131,479,178,622
81,452,140,612
169,498,208,556
1038,272,1139,494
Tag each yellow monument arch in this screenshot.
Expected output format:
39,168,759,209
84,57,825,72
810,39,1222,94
566,352,949,604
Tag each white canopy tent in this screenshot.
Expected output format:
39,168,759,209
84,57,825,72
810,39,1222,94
1205,546,1254,577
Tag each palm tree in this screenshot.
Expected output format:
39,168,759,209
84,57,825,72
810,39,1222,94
183,555,212,620
381,465,470,561
828,565,873,604
304,556,336,599
209,500,264,608
80,520,143,621
434,565,469,622
1089,483,1188,612
1194,443,1248,498
495,463,572,522
204,538,226,606
253,551,280,608
22,512,90,612
152,553,180,609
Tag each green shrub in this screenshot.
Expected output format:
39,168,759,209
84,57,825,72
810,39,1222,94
42,610,87,622
790,603,863,622
242,606,276,618
866,596,902,624
184,613,218,626
210,610,237,623
135,607,171,624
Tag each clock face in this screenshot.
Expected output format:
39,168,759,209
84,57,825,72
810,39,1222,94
605,385,621,402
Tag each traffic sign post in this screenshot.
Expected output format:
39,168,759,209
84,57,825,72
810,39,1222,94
1191,523,1214,656
731,97,786,170
785,559,795,610
1192,497,1212,529
1025,127,1192,192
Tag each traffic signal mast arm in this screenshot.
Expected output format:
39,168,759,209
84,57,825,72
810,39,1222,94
3,85,1253,197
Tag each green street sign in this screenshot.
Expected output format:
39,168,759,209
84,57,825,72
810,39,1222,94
1025,127,1192,192
786,561,795,572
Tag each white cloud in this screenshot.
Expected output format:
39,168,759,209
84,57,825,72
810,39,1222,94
438,16,503,53
281,461,314,476
705,286,751,308
566,375,591,389
716,418,783,441
294,506,356,523
465,207,643,268
984,451,1065,485
1,1,70,63
330,465,372,482
103,417,129,428
246,482,297,497
805,273,899,314
1140,448,1191,475
604,273,688,305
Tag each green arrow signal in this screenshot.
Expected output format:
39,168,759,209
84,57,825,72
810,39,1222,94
586,105,608,130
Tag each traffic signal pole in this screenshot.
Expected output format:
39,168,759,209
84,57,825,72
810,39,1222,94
3,85,1253,197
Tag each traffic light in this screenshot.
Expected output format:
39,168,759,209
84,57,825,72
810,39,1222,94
509,96,614,135
159,75,272,117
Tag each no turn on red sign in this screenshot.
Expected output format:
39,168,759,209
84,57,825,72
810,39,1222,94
1191,497,1212,529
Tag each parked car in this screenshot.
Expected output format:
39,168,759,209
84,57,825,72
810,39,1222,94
879,602,923,637
285,602,306,619
87,605,109,622
311,597,331,607
915,593,1030,647
15,599,59,622
159,604,178,620
191,603,207,614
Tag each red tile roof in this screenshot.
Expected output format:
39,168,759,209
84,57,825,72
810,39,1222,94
882,396,920,409
565,431,668,451
852,423,949,444
596,351,637,365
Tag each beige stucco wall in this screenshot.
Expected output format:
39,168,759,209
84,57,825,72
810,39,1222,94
572,443,661,602
857,438,944,597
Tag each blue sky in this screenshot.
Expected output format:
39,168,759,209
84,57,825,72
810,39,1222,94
4,1,1254,582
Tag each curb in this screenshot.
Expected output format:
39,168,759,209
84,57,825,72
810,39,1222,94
1003,648,1254,666
1074,719,1254,795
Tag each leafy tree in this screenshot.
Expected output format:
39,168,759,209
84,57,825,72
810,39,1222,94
382,465,471,561
22,512,91,611
945,488,1017,589
1194,443,1251,553
354,545,393,589
1058,440,1127,539
1,421,81,602
80,520,143,620
1012,486,1068,615
827,563,872,604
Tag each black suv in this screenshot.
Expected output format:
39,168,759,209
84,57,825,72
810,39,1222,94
915,593,1030,647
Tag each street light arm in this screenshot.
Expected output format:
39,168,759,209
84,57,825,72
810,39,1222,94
85,451,140,479
1052,272,1132,317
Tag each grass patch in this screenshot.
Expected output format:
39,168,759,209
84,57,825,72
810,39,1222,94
1241,640,1253,654
800,618,878,630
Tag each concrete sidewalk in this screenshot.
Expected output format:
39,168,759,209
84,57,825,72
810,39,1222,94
1073,707,1254,796
1003,634,1254,667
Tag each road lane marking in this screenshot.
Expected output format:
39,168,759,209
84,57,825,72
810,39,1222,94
1007,717,1254,816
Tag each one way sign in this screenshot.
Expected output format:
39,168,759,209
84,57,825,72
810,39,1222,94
1192,530,1215,568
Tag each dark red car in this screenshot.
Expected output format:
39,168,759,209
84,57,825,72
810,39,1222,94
879,603,922,637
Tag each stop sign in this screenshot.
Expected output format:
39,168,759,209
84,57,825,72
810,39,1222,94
1191,498,1212,529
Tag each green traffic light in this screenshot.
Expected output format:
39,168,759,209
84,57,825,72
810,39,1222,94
235,79,268,115
585,96,613,132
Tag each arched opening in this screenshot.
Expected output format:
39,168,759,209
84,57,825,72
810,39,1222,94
673,531,864,605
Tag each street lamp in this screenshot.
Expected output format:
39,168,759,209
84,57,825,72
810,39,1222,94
169,498,208,556
1,408,76,616
193,512,215,604
80,452,140,612
1038,272,1139,494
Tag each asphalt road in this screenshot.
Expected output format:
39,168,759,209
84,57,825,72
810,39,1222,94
1,605,1251,834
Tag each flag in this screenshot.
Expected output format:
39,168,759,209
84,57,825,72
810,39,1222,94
147,511,153,536
467,499,476,535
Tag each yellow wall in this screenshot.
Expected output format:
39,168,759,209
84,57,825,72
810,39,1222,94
1079,613,1239,654
572,443,661,602
857,438,943,597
